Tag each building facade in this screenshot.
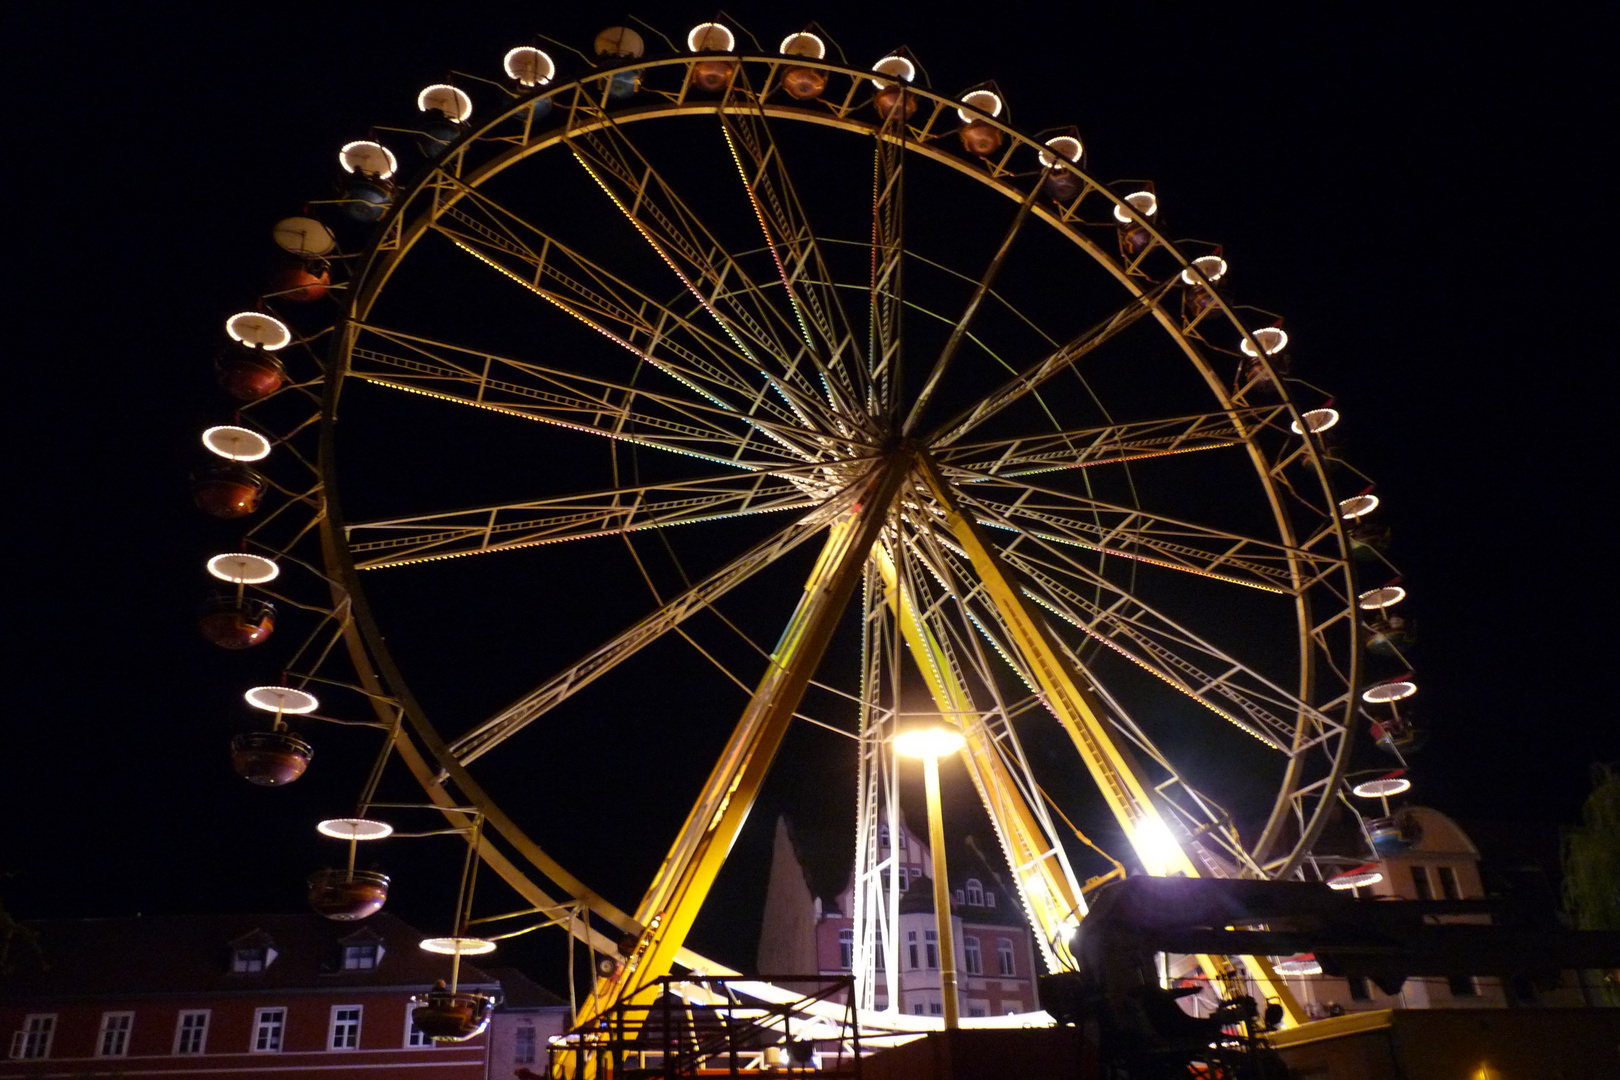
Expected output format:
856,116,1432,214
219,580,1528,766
758,815,1041,1019
1,912,502,1077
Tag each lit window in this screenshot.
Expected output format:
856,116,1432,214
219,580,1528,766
514,1025,537,1064
925,930,938,969
13,1015,56,1060
1437,865,1462,900
907,930,919,969
963,936,982,975
252,1008,285,1052
996,938,1015,977
175,1011,209,1055
343,944,380,970
97,1013,133,1057
839,928,854,969
965,878,984,906
232,946,270,973
1410,866,1434,901
329,1006,362,1050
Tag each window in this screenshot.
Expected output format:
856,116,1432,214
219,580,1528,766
11,1015,55,1060
233,945,270,972
965,878,984,906
342,943,380,970
1410,865,1434,901
839,928,854,969
1436,865,1462,900
252,1008,285,1052
912,1004,926,1015
97,1012,133,1057
907,930,919,969
895,866,908,890
954,889,965,904
1447,975,1479,998
996,938,1015,976
880,824,890,847
925,930,938,969
968,1006,986,1018
1347,976,1371,1001
405,1012,431,1048
984,892,995,909
514,1024,537,1065
929,1001,942,1015
963,936,982,975
175,1011,210,1055
329,1005,362,1050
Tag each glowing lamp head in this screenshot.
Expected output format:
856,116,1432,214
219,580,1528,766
1358,585,1406,610
1240,326,1289,357
1113,190,1158,223
1290,407,1340,435
207,552,280,584
869,54,915,87
780,32,826,59
1352,775,1412,798
956,89,1003,123
687,23,734,52
503,47,555,87
203,425,272,462
419,936,496,956
418,84,473,122
894,725,965,758
339,140,397,180
245,685,320,715
1180,255,1228,286
1362,679,1417,704
225,312,292,351
1327,865,1384,890
318,817,394,840
1131,816,1185,876
1038,135,1083,168
1339,493,1380,520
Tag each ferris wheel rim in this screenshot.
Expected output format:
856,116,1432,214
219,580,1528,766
308,45,1368,1016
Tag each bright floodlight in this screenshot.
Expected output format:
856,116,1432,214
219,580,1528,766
1357,585,1406,610
869,54,915,87
1180,255,1227,285
1038,135,1083,168
1362,680,1416,704
244,686,320,715
418,84,473,122
1131,816,1184,877
1352,777,1412,798
1339,493,1380,520
1240,327,1289,357
780,32,826,58
956,89,1003,123
503,47,555,87
1112,190,1158,223
207,552,280,584
420,936,496,955
318,817,395,840
225,312,291,351
339,140,398,179
894,726,965,758
687,22,734,52
1290,408,1340,435
203,425,272,462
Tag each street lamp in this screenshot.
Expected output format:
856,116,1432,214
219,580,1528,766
895,723,966,1029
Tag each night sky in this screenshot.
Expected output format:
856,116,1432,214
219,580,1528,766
7,2,1614,990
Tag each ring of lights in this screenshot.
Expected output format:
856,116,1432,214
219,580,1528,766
277,38,1405,1027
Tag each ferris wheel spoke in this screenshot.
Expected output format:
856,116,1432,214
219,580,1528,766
927,276,1181,447
444,465,886,767
714,76,869,420
560,114,825,400
429,199,815,428
347,322,834,466
951,479,1336,595
936,407,1289,477
345,463,852,569
867,107,907,418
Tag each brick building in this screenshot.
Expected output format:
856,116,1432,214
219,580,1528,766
758,816,1041,1019
1,912,502,1076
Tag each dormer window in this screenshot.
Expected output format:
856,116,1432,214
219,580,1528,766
965,878,984,906
342,943,381,970
232,945,277,972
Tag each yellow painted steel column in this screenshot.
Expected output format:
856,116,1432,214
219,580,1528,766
576,453,914,1030
913,456,1305,1027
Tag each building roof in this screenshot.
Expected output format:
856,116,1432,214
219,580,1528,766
0,912,498,1004
483,966,568,1010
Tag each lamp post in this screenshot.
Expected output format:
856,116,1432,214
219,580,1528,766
895,723,966,1029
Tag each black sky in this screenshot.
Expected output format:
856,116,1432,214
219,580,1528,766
6,2,1615,984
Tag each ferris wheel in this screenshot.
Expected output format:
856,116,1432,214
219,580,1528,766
196,19,1421,1045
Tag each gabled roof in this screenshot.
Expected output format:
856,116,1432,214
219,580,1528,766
482,966,568,1010
0,912,498,1004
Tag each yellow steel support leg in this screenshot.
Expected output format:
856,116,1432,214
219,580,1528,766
874,545,1086,972
914,456,1306,1027
574,453,914,1032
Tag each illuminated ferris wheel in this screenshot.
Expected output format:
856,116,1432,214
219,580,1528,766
195,19,1422,1048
